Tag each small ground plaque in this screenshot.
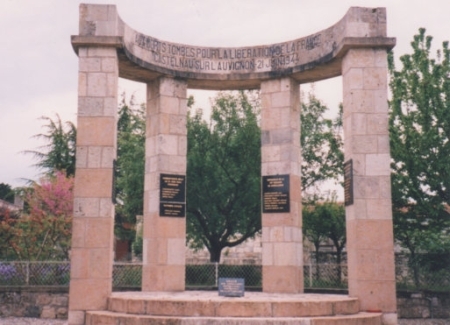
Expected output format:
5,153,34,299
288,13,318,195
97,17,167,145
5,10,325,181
218,278,245,297
262,174,290,213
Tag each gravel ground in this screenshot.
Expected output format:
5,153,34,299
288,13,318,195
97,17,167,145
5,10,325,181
1,317,449,325
0,318,67,325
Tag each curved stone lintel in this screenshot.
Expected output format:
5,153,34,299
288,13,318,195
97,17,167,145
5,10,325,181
71,5,396,89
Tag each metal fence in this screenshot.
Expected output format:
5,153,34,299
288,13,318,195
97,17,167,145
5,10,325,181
1,256,448,292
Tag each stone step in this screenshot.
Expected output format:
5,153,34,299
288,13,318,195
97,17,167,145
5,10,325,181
86,310,382,325
107,291,360,318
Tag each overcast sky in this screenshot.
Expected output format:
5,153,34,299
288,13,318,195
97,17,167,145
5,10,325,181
1,0,449,188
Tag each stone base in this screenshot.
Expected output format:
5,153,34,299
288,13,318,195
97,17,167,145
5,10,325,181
84,291,384,325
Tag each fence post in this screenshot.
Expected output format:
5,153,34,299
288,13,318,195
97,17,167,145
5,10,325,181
308,261,312,288
26,262,29,285
215,262,219,287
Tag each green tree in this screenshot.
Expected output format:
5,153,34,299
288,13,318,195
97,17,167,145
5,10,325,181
389,29,450,284
114,95,146,257
24,114,76,177
301,91,345,280
186,91,261,262
303,198,345,282
301,92,344,194
0,183,15,203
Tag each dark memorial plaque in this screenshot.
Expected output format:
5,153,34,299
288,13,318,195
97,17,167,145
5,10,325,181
218,278,245,297
262,174,290,213
160,174,186,217
160,174,186,202
344,159,354,206
160,203,185,217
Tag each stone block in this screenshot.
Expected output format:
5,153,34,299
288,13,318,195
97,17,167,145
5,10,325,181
103,97,117,116
379,176,392,199
79,57,101,72
87,72,107,97
351,154,366,176
158,155,187,173
69,278,111,310
178,136,187,156
365,154,390,176
78,97,103,116
272,300,332,317
353,219,394,250
343,68,363,91
366,199,393,220
77,117,116,146
87,47,117,58
367,113,388,134
269,226,284,242
262,265,303,293
101,57,117,72
342,49,375,71
346,89,374,114
56,307,68,319
271,129,294,144
158,218,186,238
99,197,114,217
261,108,281,130
71,218,85,247
85,218,113,248
364,67,388,90
142,265,185,291
356,280,397,313
271,91,291,108
262,146,281,162
262,211,299,228
351,135,378,154
78,72,87,97
101,147,115,168
75,146,88,168
216,301,271,317
349,113,367,135
87,146,102,168
159,78,187,98
40,306,56,319
159,96,181,115
273,242,298,266
108,297,127,313
377,135,390,153
261,79,281,93
127,299,145,314
36,293,52,305
382,313,398,325
74,169,113,197
169,115,187,135
353,176,380,199
70,248,89,279
68,310,85,325
167,238,186,265
74,197,100,218
106,72,118,97
157,134,179,155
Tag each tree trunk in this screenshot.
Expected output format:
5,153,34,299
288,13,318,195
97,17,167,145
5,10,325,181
209,245,223,263
336,248,342,284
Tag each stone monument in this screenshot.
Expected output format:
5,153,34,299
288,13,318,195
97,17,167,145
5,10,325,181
69,4,397,325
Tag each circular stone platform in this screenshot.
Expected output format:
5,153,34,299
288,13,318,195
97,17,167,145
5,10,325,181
85,291,383,325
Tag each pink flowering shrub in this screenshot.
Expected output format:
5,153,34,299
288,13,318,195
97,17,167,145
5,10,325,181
5,171,74,260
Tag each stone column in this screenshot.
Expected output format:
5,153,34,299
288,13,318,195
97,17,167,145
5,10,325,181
68,5,119,325
342,48,397,324
260,77,303,293
142,77,187,291
68,46,118,325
